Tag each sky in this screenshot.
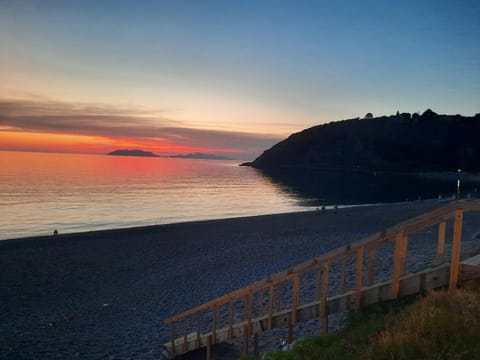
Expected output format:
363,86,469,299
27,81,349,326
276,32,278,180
0,0,479,159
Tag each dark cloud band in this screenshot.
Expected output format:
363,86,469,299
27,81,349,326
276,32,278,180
0,99,281,156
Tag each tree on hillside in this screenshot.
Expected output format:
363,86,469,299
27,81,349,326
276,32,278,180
421,109,438,120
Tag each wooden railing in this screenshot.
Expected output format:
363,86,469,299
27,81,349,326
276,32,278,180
164,200,480,357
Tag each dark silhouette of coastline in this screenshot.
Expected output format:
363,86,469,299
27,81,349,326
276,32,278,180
107,150,231,160
107,149,160,157
243,110,480,172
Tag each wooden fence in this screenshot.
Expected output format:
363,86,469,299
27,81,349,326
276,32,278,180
164,200,480,358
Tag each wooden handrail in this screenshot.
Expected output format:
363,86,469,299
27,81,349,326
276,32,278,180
163,199,480,360
165,200,480,325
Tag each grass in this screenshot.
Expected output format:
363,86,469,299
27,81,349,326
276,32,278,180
256,288,480,360
361,288,480,359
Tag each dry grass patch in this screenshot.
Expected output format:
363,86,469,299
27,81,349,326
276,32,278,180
362,289,480,360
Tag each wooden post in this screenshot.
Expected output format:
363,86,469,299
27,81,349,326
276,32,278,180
259,288,265,316
243,296,248,321
247,292,253,335
315,268,322,300
206,334,212,360
436,220,446,264
292,273,300,324
275,284,281,312
212,306,218,344
287,313,294,344
243,325,249,355
368,247,376,286
287,273,300,343
419,273,426,292
183,318,188,352
449,209,463,288
171,322,176,356
340,256,347,293
355,246,364,309
321,261,329,335
196,312,202,348
254,333,259,358
228,301,233,341
391,231,407,299
268,285,274,329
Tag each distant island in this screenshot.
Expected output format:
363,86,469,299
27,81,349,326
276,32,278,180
243,110,480,172
107,149,160,157
169,153,231,160
107,150,231,160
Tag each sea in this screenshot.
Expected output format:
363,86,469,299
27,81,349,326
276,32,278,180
1,151,478,240
0,151,308,240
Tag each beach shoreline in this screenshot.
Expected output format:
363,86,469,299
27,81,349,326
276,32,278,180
0,200,425,244
1,199,480,359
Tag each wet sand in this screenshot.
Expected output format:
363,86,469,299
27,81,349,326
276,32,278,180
1,200,479,359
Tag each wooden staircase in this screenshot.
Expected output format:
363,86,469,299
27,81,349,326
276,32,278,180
164,200,480,359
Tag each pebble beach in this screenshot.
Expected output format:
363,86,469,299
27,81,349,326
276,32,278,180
1,200,480,359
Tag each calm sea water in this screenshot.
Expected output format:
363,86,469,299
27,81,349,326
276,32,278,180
0,151,310,240
2,151,478,241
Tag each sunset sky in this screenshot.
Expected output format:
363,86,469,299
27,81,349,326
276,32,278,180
1,0,479,159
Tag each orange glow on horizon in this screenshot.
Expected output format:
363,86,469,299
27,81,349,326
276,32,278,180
0,130,242,156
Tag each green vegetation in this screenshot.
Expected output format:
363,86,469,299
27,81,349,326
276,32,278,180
257,289,480,360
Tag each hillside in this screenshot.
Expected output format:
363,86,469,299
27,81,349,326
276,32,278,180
245,110,480,172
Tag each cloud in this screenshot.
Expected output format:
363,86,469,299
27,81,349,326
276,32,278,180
0,99,176,138
154,127,281,150
0,98,281,158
